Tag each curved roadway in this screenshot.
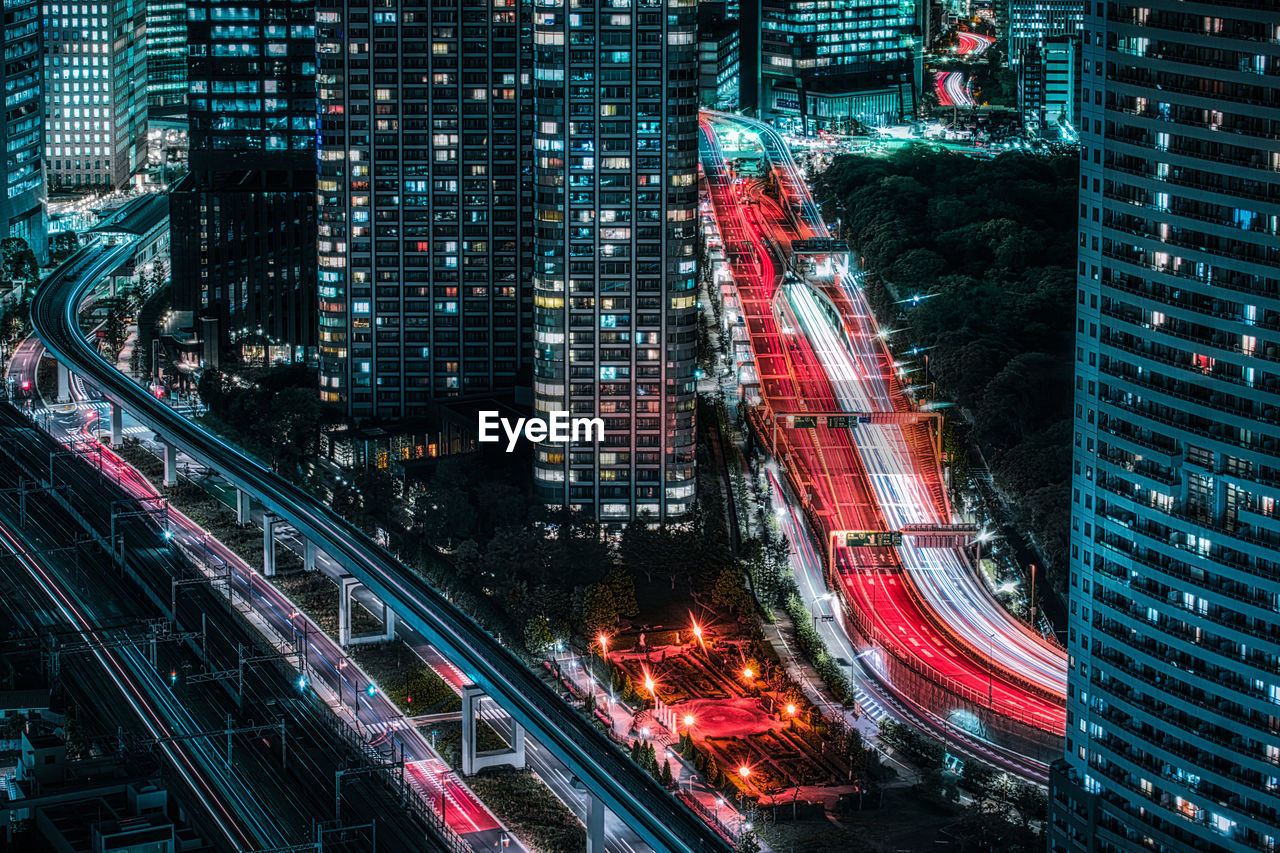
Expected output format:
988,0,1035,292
955,32,993,57
700,111,1065,738
33,241,729,853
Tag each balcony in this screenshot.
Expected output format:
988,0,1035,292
1103,127,1280,174
1109,69,1280,114
1098,329,1280,403
1106,157,1280,204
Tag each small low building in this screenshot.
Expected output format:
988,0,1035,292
0,690,51,722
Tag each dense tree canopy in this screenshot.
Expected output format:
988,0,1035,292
816,146,1077,586
0,238,37,289
197,363,328,476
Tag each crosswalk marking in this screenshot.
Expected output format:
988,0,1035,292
854,686,886,722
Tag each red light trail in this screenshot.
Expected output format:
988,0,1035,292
700,112,1066,737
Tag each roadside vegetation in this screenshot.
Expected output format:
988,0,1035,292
467,769,585,852
196,364,331,478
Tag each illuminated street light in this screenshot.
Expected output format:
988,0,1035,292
742,667,753,680
684,714,695,727
738,765,751,779
786,703,796,716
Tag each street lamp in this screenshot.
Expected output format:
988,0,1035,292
941,708,966,770
684,714,695,728
986,632,995,707
1029,563,1038,628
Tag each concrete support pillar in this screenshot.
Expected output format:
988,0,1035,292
339,575,396,647
304,538,317,572
236,489,251,524
460,685,526,778
56,362,70,403
109,403,122,447
338,575,354,647
585,790,606,853
162,442,178,487
262,512,279,576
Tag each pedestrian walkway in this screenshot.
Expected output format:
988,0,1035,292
546,647,768,848
115,325,137,378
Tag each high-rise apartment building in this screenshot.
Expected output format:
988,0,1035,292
1008,0,1082,65
740,0,921,130
1017,34,1078,139
1,0,47,263
145,0,187,108
315,0,531,420
698,3,740,110
42,0,148,190
1050,3,1280,852
170,0,317,362
528,0,700,522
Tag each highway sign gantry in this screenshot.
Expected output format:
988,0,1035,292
843,531,904,548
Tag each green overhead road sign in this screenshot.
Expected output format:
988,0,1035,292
844,531,903,547
787,415,854,429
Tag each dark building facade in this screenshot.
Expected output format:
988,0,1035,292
528,0,700,522
1050,2,1280,852
315,0,532,419
1,0,46,263
170,0,318,362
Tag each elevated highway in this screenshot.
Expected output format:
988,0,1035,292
33,240,729,853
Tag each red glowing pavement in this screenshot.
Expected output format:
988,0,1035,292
407,759,501,834
700,113,1066,735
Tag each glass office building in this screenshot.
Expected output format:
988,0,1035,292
315,0,531,419
742,0,920,129
42,0,148,190
145,0,187,107
1,0,47,262
1008,0,1083,65
528,0,700,522
1050,2,1280,852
